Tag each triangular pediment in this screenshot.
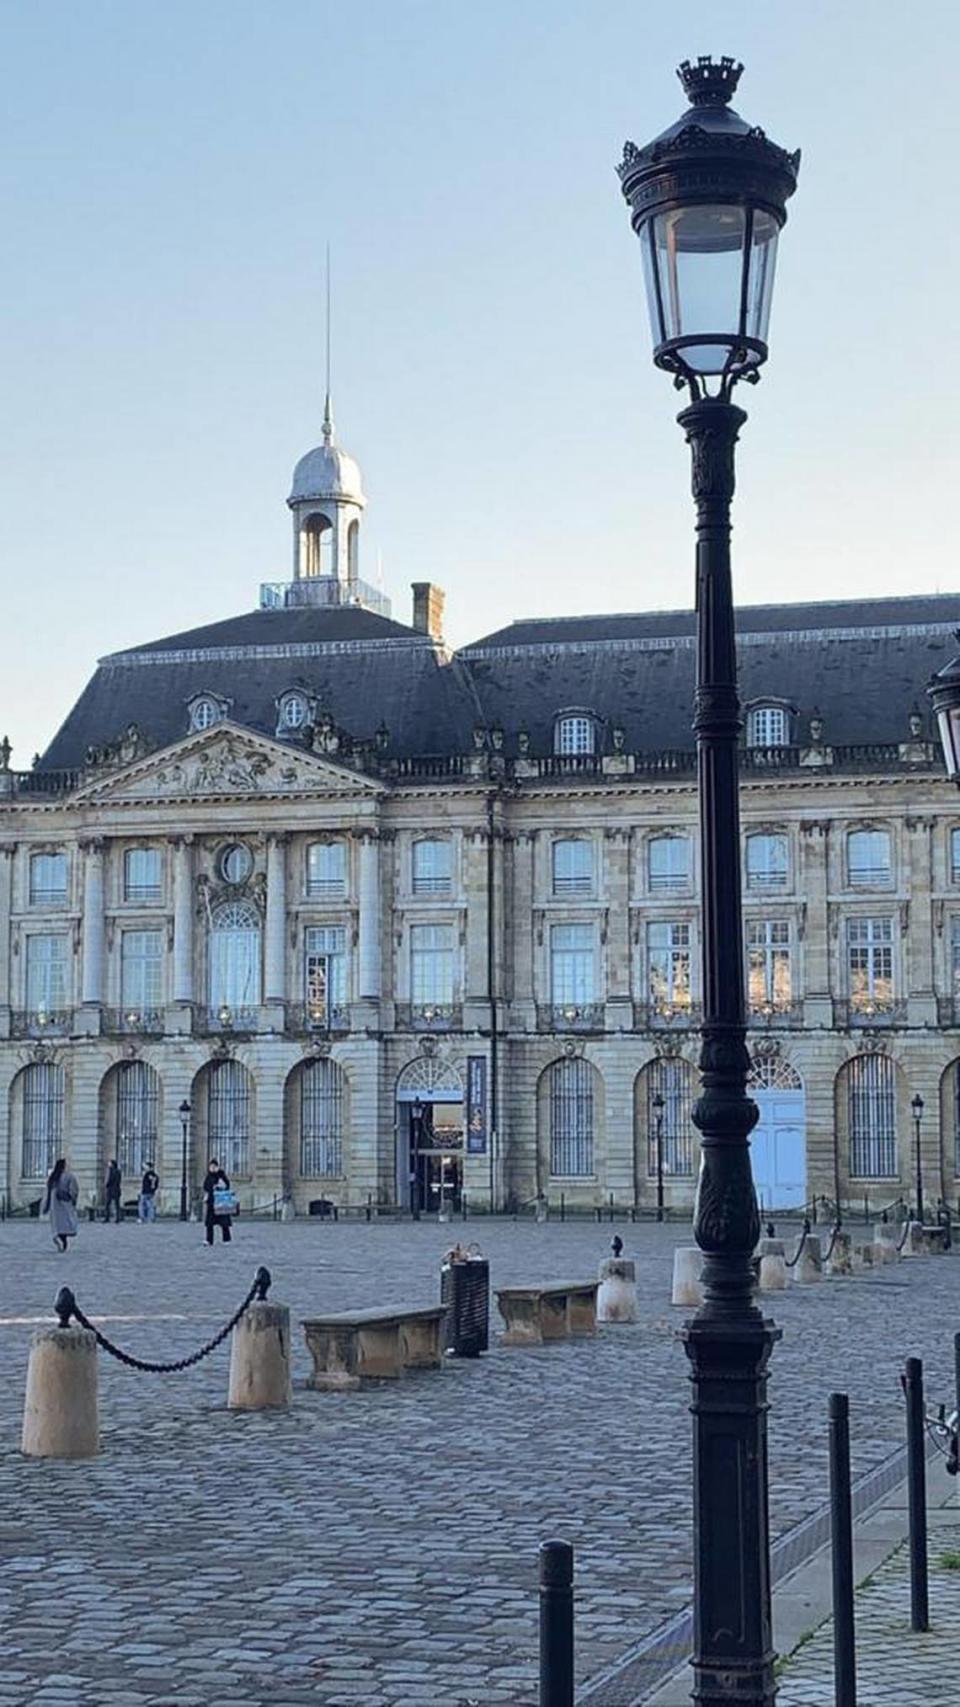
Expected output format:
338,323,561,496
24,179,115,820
72,723,386,803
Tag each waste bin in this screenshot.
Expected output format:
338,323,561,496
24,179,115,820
440,1247,489,1357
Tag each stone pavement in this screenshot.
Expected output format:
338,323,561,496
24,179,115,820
0,1215,956,1705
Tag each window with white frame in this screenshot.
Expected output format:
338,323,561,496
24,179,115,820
21,1061,63,1179
552,839,594,896
120,930,164,1015
647,921,692,1014
550,924,596,1007
300,1058,344,1176
745,832,789,891
190,696,223,732
208,902,261,1012
846,1053,897,1178
847,916,894,1012
748,706,789,748
644,1057,695,1177
29,852,67,906
279,692,308,730
304,926,347,1022
952,829,960,885
410,924,454,1006
747,920,791,1012
952,917,960,996
115,1061,159,1176
25,934,69,1015
306,841,346,899
648,834,691,893
847,829,892,888
123,848,162,904
207,1059,251,1177
412,839,452,895
555,715,595,756
549,1057,595,1177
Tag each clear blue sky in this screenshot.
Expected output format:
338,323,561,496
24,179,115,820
2,0,959,763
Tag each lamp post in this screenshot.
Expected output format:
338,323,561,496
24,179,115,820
911,1093,925,1226
618,57,799,1707
178,1099,191,1223
652,1090,666,1222
411,1096,422,1221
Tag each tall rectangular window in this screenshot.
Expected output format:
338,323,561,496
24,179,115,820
952,829,960,885
552,840,593,896
648,835,691,893
123,848,162,903
747,920,791,1011
952,916,960,995
549,1058,594,1177
410,924,454,1005
647,921,691,1014
412,840,452,895
848,1054,897,1178
847,829,892,888
847,916,894,1011
115,1061,159,1175
22,1062,64,1179
304,926,347,1021
120,930,164,1014
300,1059,344,1176
306,842,346,899
745,833,788,891
207,1061,251,1177
25,934,69,1015
29,852,67,906
550,924,595,1006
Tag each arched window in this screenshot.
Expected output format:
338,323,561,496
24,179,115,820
300,1058,345,1176
19,1062,64,1179
552,839,593,896
347,518,359,581
555,715,595,757
549,1058,595,1177
301,513,333,578
842,1054,897,1179
747,706,789,749
207,1060,252,1178
639,1057,695,1177
209,902,261,1013
114,1061,159,1176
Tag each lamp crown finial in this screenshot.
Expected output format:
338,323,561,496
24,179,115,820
677,55,743,107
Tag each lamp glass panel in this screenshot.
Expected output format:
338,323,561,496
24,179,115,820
652,204,747,373
746,210,779,346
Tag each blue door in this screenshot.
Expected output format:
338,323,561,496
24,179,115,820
751,1091,806,1211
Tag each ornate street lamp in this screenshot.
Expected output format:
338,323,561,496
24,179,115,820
652,1090,666,1222
178,1099,191,1223
911,1092,925,1226
618,57,799,1707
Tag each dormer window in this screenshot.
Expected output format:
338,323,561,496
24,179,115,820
188,694,227,733
555,715,595,757
747,705,789,749
278,692,309,732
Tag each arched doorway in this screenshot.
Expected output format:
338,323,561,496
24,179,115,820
634,1056,697,1209
191,1059,255,1188
536,1056,603,1197
99,1060,161,1190
396,1055,464,1215
284,1057,347,1195
748,1054,805,1210
11,1060,64,1190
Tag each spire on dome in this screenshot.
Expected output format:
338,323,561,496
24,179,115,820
322,244,334,446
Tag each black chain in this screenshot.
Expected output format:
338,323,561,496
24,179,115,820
822,1221,842,1265
783,1217,811,1269
52,1266,271,1374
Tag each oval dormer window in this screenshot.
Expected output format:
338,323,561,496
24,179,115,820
279,693,308,730
191,697,222,733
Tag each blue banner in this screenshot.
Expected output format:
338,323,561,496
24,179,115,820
466,1055,487,1154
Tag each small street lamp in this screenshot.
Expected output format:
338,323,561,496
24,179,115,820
652,1090,666,1222
618,56,799,1707
178,1099,191,1223
911,1093,925,1226
411,1097,423,1222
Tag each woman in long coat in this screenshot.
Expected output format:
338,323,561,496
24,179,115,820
43,1156,79,1252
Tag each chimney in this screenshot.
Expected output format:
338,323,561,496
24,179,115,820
411,582,446,642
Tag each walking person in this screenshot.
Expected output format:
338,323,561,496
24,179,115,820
104,1158,123,1223
42,1156,79,1253
202,1158,234,1245
139,1163,160,1223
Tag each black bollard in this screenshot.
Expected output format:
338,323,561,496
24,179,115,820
903,1357,929,1632
828,1393,857,1706
539,1540,573,1707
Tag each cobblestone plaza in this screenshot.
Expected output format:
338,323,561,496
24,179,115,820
0,1217,956,1706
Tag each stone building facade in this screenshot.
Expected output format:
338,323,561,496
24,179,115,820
2,410,959,1218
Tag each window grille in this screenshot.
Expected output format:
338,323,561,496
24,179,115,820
21,1062,63,1179
648,835,691,893
300,1058,344,1176
207,1060,251,1177
549,1057,594,1177
556,716,594,756
29,852,67,906
748,706,788,748
644,1058,694,1176
745,833,788,890
412,839,452,895
550,924,595,1006
847,829,892,888
116,1061,158,1176
847,1053,897,1178
306,842,346,898
952,829,960,886
552,840,593,896
952,917,960,997
123,848,162,903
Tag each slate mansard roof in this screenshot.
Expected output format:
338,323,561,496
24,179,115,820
37,593,960,772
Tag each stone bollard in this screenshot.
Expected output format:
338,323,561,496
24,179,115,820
759,1236,786,1257
758,1253,787,1292
22,1324,99,1458
901,1221,925,1258
281,1198,296,1223
793,1234,823,1284
535,1196,549,1224
873,1222,900,1265
826,1230,852,1276
852,1242,874,1273
228,1301,292,1410
597,1257,638,1323
671,1246,703,1308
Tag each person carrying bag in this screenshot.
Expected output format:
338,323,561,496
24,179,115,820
202,1158,236,1246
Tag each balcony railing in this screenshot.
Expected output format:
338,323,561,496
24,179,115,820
284,1003,350,1036
747,1001,804,1030
259,577,392,618
395,1003,462,1031
634,1002,703,1031
538,1003,606,1033
11,1010,73,1039
833,998,907,1029
196,1006,260,1036
102,1008,164,1037
536,755,604,778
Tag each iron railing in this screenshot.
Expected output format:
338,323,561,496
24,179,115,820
284,1002,350,1036
538,1003,606,1034
395,1002,462,1031
195,1006,260,1036
102,1008,164,1037
10,1010,73,1039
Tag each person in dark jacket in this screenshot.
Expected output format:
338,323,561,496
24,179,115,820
43,1156,79,1252
202,1159,233,1245
139,1164,160,1223
104,1159,123,1223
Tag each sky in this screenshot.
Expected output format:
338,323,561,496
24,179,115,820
2,0,959,763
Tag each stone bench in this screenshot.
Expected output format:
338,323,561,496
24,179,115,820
495,1282,599,1346
302,1305,446,1391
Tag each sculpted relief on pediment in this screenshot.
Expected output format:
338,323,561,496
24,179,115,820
81,731,378,802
